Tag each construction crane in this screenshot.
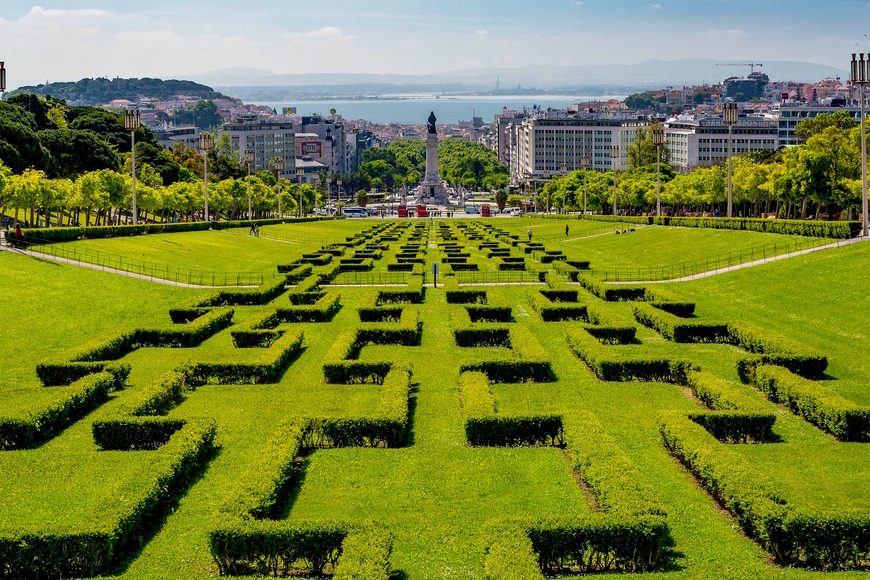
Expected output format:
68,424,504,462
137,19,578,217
717,62,764,74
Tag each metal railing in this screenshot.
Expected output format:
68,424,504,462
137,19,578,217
589,236,833,282
18,237,271,286
332,271,412,285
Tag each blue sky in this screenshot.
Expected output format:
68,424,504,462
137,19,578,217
0,1,863,87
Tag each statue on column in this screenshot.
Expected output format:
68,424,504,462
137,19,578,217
427,111,437,134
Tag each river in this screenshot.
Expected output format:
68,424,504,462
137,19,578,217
250,94,627,124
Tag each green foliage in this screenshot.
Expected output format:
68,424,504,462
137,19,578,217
10,77,227,105
0,372,115,450
0,419,216,579
753,365,870,442
729,322,828,381
632,302,730,343
567,327,694,383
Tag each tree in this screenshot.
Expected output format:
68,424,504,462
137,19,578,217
355,190,370,207
627,123,671,169
495,188,508,210
170,99,223,130
794,110,857,144
38,129,120,178
625,92,660,110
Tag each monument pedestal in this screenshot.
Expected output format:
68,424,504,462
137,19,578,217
417,132,448,205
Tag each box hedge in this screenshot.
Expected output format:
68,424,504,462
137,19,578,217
195,329,304,384
752,365,870,442
632,303,729,343
0,372,116,450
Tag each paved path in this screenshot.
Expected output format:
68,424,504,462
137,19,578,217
608,235,869,285
0,246,256,289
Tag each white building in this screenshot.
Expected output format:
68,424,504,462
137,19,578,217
774,102,863,147
664,115,778,173
222,115,296,180
507,114,647,185
152,125,201,152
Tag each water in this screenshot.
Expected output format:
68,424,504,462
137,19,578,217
250,94,627,124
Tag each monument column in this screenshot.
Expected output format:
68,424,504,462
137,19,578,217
418,111,447,205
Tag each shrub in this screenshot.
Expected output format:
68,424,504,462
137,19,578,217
0,419,216,579
332,526,394,580
460,327,553,383
632,303,729,343
195,329,304,384
0,372,115,450
197,277,287,307
753,365,870,442
577,274,646,302
729,322,828,380
527,290,587,322
567,327,693,383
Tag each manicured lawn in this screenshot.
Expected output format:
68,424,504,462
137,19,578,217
1,223,868,579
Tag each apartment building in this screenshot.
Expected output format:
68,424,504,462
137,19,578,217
664,115,778,173
222,115,296,180
506,114,647,184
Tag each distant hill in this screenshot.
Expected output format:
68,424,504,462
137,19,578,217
188,59,846,98
8,77,228,106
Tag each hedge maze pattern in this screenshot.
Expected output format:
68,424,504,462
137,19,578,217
2,218,868,578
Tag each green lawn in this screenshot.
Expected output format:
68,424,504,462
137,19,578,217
1,224,869,578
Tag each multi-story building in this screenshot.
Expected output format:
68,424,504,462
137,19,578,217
152,125,201,152
222,115,296,180
774,102,863,147
506,114,647,185
664,114,778,173
300,115,348,175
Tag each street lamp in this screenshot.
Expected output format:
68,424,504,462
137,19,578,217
199,133,213,223
651,123,665,216
243,149,254,220
337,178,343,215
543,171,551,214
0,61,6,94
269,158,285,218
610,144,620,215
581,154,590,214
851,53,870,237
560,163,567,214
124,109,141,225
723,102,738,218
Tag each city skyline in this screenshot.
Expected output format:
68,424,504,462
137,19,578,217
0,1,866,88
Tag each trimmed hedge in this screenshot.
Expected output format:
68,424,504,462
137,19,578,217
196,277,287,307
659,411,788,551
527,290,586,322
459,372,562,446
729,322,828,381
753,365,870,442
289,274,321,299
581,214,860,239
632,303,729,343
322,329,393,384
0,372,116,450
195,329,304,384
567,327,693,383
36,308,232,386
460,327,553,383
375,276,424,305
577,274,646,302
450,307,510,347
0,419,216,579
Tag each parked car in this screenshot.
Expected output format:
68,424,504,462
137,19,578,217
509,207,522,217
465,206,479,215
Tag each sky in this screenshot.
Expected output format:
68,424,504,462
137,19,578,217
0,0,866,88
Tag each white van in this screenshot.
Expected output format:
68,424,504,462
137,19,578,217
342,207,368,218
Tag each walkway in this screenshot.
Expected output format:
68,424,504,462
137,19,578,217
609,235,870,285
0,245,255,289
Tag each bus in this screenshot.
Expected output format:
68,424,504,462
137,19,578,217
416,204,427,218
342,206,368,218
481,204,491,217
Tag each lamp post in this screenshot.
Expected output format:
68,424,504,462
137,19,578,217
124,109,141,224
851,53,870,237
337,178,343,216
651,123,665,216
0,61,6,94
610,144,619,215
723,102,738,218
581,154,590,214
560,163,567,214
243,149,253,220
543,171,551,214
269,158,285,218
199,133,213,223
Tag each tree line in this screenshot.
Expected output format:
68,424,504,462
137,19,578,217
537,112,866,220
0,94,323,227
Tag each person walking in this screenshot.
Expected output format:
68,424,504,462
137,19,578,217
565,223,569,237
527,227,532,242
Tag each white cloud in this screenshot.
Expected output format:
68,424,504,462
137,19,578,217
651,3,662,8
284,26,356,41
473,29,488,36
